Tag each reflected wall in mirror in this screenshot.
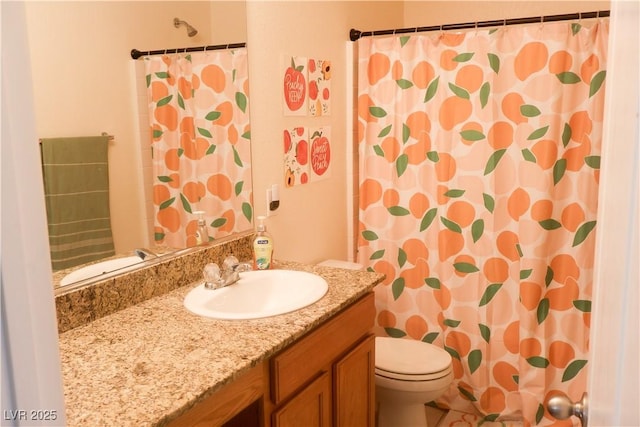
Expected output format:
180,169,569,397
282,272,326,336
24,1,251,288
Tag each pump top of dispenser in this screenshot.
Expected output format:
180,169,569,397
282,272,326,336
256,215,267,232
195,210,206,224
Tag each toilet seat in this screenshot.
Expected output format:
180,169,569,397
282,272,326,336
375,337,452,382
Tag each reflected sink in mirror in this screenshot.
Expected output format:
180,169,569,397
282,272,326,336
184,270,328,320
59,256,144,287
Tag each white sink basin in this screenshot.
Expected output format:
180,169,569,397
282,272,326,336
183,269,328,320
60,256,143,286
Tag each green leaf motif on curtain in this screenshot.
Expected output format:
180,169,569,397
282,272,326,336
154,231,165,241
448,83,470,100
571,23,582,35
556,72,581,84
242,130,251,140
233,146,243,167
443,318,461,327
370,249,385,260
445,346,461,360
471,219,484,243
198,127,213,138
444,189,466,198
487,53,500,74
527,356,550,368
538,219,562,230
232,68,237,82
378,124,392,138
177,148,185,157
159,197,175,210
398,248,408,267
479,323,491,343
589,70,606,97
211,217,227,228
157,94,173,107
553,158,567,185
536,404,545,424
178,93,185,110
373,145,385,157
458,386,478,402
483,193,495,213
513,375,519,384
468,349,482,374
242,202,252,222
400,36,410,47
235,92,248,113
146,74,152,88
573,300,592,312
562,360,588,382
520,269,533,280
205,111,221,121
427,151,440,162
424,76,440,102
369,106,387,118
562,123,572,147
573,220,597,246
362,230,379,241
153,129,164,139
480,82,490,108
420,208,438,231
402,124,411,143
460,129,485,141
522,148,537,163
385,327,407,338
158,175,174,183
537,298,550,324
155,71,171,79
520,104,541,117
483,414,500,422
425,277,441,289
454,262,479,274
392,277,405,300
585,155,601,169
179,193,193,213
527,125,549,140
396,154,409,177
479,283,502,306
235,181,244,196
484,149,507,175
206,144,216,155
423,332,439,343
545,266,554,287
453,52,474,62
396,79,414,89
438,217,461,236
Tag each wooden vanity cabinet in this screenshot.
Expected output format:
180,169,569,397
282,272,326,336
168,292,375,427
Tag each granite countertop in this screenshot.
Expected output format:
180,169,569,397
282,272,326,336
58,261,384,426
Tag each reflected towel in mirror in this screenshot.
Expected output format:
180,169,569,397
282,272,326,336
40,135,115,270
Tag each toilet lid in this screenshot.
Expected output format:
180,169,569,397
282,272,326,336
375,337,452,376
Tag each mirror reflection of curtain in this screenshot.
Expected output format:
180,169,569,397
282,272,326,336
357,20,608,422
145,48,252,248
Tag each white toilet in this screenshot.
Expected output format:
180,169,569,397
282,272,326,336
375,337,453,427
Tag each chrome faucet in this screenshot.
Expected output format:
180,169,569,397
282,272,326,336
203,256,252,290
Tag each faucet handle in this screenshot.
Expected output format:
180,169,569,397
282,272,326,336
236,262,253,273
203,263,221,289
222,255,239,272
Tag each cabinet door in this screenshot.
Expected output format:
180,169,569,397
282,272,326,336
272,372,332,427
334,334,375,427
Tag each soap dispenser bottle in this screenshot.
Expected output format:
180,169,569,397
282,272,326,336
194,211,209,245
253,216,274,270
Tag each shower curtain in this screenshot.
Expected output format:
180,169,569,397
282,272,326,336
145,48,252,248
357,20,608,424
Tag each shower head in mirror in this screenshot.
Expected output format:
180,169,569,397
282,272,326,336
174,17,198,37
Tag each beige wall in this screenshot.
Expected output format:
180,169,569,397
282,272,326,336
245,1,404,264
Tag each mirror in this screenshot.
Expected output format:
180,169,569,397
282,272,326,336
24,1,251,289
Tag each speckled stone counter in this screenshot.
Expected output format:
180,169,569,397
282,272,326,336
58,260,384,426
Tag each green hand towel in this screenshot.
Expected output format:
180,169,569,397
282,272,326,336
40,136,115,271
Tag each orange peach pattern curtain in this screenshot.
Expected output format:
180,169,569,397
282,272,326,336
145,49,252,248
357,21,608,424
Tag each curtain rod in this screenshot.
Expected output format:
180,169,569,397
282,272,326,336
350,10,610,41
130,42,247,59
